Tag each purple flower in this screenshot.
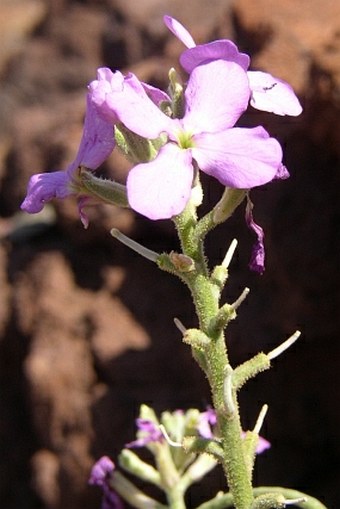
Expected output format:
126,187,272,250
89,61,283,220
89,67,172,136
89,457,123,509
164,15,302,117
245,194,265,274
198,408,217,439
240,431,271,454
254,435,271,454
125,418,163,448
198,409,270,454
20,95,115,227
89,456,115,486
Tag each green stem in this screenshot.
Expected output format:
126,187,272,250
166,486,187,509
195,188,246,241
173,203,254,509
195,487,328,509
252,488,328,509
155,441,187,509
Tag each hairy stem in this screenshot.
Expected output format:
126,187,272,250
173,201,254,509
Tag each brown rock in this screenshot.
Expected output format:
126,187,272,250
0,0,47,73
233,0,340,92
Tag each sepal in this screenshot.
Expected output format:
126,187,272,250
168,68,185,119
80,169,129,207
115,123,160,163
212,188,246,225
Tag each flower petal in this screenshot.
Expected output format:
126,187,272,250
245,195,265,274
21,95,115,218
241,432,271,454
248,71,303,116
89,67,173,139
256,436,271,454
163,15,196,48
182,60,250,133
73,94,115,172
89,456,115,486
21,171,71,213
125,418,163,448
142,82,171,106
198,408,217,439
275,163,290,180
180,40,250,74
127,144,193,220
192,126,282,188
88,67,123,123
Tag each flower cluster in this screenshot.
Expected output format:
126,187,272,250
21,15,301,226
89,406,270,509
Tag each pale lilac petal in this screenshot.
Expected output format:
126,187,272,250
127,144,193,220
126,419,163,448
197,419,213,439
72,94,115,172
180,41,250,74
245,194,265,274
256,436,271,454
248,71,303,116
89,68,173,139
198,408,217,439
21,94,115,218
241,432,271,454
163,15,196,48
88,68,124,123
79,95,115,168
142,82,171,106
182,60,250,133
193,126,282,188
21,171,70,213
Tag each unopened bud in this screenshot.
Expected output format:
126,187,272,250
169,251,195,272
182,328,211,349
213,188,246,224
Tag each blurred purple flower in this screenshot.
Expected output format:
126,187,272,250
198,409,270,453
163,15,302,117
89,456,115,486
20,95,115,227
198,408,217,439
253,435,271,454
125,418,163,448
89,457,123,509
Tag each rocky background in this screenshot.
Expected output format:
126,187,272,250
0,0,339,508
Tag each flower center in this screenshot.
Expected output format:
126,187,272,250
176,129,195,149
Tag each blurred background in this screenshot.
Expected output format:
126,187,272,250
0,0,339,508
